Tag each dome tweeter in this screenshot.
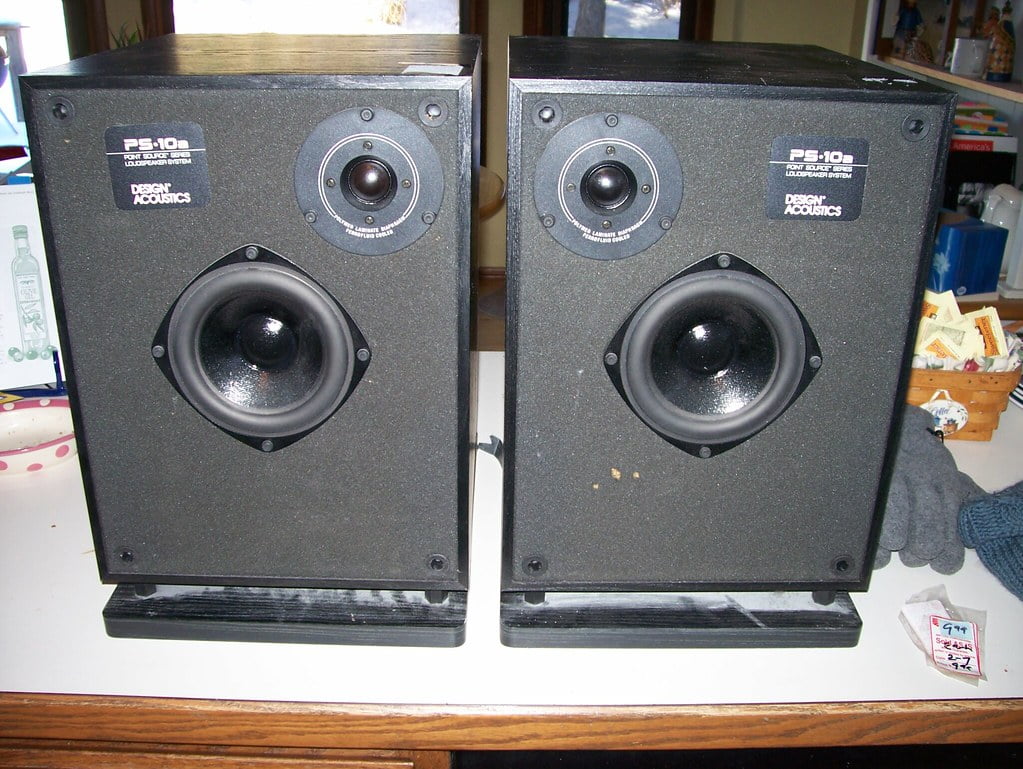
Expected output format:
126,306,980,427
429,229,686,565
295,107,445,256
533,111,683,260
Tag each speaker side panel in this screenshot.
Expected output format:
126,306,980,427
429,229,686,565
505,88,949,592
26,81,474,589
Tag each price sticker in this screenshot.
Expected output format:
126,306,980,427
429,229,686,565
928,615,982,677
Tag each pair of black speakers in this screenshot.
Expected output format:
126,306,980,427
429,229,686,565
23,34,953,647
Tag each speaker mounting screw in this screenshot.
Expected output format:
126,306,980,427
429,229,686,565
604,352,619,367
659,217,673,230
151,345,166,359
716,253,732,268
428,554,448,571
641,184,651,194
523,557,547,576
418,98,449,127
244,246,259,260
605,145,616,156
601,220,612,230
538,105,557,123
356,348,371,362
360,108,374,122
363,140,373,151
325,177,336,188
809,355,823,369
831,556,854,575
605,114,619,128
260,440,274,452
304,211,317,223
47,97,75,124
698,446,712,459
902,115,929,141
402,179,412,189
118,549,135,563
540,214,555,228
365,216,375,225
422,211,436,225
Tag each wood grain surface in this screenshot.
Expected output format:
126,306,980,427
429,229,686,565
2,693,1021,750
0,741,437,769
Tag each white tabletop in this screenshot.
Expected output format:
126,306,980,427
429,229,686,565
1,351,1021,706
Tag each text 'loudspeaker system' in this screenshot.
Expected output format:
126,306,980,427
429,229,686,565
503,37,953,647
23,34,480,646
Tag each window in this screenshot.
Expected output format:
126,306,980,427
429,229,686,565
0,0,69,143
567,0,682,38
172,0,462,35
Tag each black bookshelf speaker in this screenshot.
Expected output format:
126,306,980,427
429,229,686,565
502,38,953,646
23,34,480,646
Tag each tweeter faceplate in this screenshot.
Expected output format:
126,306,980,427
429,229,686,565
534,112,683,260
605,254,822,457
295,107,444,255
152,245,370,451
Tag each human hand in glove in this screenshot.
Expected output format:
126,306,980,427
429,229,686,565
875,406,988,574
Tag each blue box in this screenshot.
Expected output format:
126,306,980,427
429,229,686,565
929,216,1008,295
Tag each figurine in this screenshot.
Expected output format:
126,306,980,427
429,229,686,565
893,0,925,57
984,1,1016,82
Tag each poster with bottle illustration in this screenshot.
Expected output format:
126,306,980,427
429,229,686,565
0,184,61,390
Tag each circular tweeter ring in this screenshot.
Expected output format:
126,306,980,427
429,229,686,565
295,107,444,256
612,257,820,456
318,134,418,226
534,112,682,260
164,259,357,445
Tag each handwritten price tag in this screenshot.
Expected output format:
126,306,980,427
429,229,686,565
929,615,982,677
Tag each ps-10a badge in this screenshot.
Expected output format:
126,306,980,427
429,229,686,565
766,135,869,222
105,122,211,211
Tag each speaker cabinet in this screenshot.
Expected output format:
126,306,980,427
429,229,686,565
23,34,480,646
503,38,953,646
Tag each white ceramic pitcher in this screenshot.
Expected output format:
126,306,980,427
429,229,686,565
981,183,1022,274
1001,200,1023,297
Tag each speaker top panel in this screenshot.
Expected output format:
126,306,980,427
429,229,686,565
509,37,951,103
25,34,480,83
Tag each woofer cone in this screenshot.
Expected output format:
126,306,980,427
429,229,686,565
618,269,810,448
166,262,356,440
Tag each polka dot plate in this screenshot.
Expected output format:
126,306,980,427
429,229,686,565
0,397,77,474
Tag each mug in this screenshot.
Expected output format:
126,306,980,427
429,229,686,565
950,37,990,77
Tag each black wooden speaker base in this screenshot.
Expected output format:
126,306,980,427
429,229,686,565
103,584,467,647
500,590,862,648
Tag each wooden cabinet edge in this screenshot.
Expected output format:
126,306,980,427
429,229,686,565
1,693,1021,750
0,740,451,769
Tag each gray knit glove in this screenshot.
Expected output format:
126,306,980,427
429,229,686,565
875,406,987,574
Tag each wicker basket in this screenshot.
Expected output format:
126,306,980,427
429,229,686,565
906,367,1022,440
